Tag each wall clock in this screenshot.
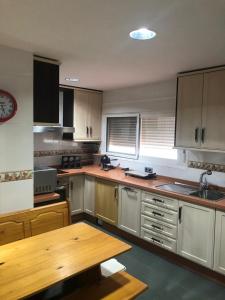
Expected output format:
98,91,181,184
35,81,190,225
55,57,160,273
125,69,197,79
0,90,17,122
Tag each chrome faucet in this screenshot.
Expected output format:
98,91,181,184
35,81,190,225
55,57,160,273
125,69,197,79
199,170,212,191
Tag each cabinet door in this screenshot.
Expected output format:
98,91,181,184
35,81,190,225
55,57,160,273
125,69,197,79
73,89,89,140
214,210,225,275
69,175,84,215
95,180,118,225
175,74,203,148
88,91,102,141
84,176,95,215
177,201,215,268
118,186,141,236
202,69,225,150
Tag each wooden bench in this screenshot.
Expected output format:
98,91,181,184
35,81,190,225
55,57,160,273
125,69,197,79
0,201,70,246
62,271,148,300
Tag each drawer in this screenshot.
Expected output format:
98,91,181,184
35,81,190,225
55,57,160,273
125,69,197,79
141,227,177,253
141,214,177,239
142,192,178,211
141,202,178,225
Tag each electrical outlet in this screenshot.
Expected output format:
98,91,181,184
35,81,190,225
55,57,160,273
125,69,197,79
145,167,153,173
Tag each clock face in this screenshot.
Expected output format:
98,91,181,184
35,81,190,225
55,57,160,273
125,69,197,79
0,90,17,122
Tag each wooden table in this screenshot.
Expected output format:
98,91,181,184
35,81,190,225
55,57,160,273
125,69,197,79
0,223,132,299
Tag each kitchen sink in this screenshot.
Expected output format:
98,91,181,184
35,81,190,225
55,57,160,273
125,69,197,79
189,190,225,201
157,183,225,201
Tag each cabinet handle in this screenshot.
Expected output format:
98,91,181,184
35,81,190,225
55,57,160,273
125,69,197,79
153,198,164,203
151,224,163,231
201,128,205,143
151,237,163,245
123,187,137,193
195,128,199,143
114,187,118,199
90,126,92,137
152,211,164,217
179,206,182,224
86,126,89,137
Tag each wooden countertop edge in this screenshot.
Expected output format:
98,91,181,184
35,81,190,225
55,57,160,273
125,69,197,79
58,167,225,212
34,192,60,204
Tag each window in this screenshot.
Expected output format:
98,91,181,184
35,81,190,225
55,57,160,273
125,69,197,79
140,114,177,159
106,114,139,158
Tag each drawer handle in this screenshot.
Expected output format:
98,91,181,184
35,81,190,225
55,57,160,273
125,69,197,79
123,187,137,193
151,237,163,244
152,211,164,217
151,224,163,231
153,198,164,203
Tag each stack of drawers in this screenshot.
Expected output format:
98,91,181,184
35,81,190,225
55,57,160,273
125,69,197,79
141,191,178,253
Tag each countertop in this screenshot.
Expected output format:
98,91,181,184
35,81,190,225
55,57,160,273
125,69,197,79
58,165,225,212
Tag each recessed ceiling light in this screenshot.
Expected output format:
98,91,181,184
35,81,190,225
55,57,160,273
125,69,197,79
65,77,79,82
129,28,156,40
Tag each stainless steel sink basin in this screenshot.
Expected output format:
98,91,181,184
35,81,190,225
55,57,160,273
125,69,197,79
189,190,225,201
157,183,198,195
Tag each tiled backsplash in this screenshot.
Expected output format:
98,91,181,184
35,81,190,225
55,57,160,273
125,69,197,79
34,132,100,168
188,161,225,173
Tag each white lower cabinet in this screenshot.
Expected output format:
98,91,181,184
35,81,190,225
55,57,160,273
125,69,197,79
69,175,84,215
214,210,225,275
141,192,178,253
118,186,141,236
177,201,215,268
84,175,95,215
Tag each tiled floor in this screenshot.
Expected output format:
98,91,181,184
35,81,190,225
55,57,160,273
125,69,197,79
91,222,225,300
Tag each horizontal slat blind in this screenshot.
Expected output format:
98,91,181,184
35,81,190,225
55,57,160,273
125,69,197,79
107,116,137,155
140,115,177,159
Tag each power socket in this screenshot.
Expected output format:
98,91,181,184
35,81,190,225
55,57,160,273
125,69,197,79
145,167,153,173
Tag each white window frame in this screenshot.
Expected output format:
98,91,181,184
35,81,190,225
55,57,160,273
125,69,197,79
104,113,140,159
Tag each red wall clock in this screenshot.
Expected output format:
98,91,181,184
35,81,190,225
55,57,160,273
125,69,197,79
0,90,17,122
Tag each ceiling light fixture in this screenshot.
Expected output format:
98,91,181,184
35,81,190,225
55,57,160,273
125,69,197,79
129,28,156,40
65,77,79,82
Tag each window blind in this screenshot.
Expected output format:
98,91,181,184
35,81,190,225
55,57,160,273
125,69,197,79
140,115,177,159
106,116,138,156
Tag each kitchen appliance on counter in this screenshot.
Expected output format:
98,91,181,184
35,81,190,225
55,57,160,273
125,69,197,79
34,167,57,195
100,155,117,171
125,169,156,179
61,155,81,169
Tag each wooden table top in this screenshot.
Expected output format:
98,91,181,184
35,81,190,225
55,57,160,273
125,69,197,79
0,222,131,300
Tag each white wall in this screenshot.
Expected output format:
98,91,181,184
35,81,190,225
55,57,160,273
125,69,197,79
0,45,33,213
102,80,225,187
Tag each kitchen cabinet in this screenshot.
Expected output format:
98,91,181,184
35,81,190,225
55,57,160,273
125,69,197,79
118,186,141,236
95,179,118,225
214,210,225,275
69,175,84,215
177,201,215,268
33,58,59,124
73,89,102,141
175,74,203,148
84,175,95,215
141,192,178,253
175,68,225,151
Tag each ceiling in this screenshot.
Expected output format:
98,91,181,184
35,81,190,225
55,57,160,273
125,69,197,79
0,0,225,90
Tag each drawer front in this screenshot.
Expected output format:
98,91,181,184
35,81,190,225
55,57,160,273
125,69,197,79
141,227,177,253
141,214,177,239
141,202,178,225
142,192,178,211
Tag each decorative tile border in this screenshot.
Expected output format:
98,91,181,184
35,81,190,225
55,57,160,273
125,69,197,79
34,148,98,157
188,161,225,173
0,170,32,183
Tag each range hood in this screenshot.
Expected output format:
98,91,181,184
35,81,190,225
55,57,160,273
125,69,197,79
33,124,75,134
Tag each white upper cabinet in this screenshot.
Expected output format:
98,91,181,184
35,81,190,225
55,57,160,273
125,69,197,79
118,186,141,236
214,210,225,275
175,74,203,148
73,89,102,141
175,68,225,151
177,201,215,268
